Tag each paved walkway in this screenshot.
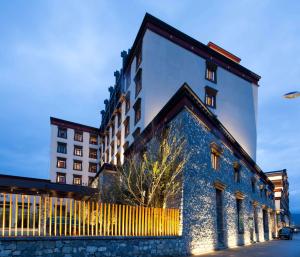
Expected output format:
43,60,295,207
194,234,300,257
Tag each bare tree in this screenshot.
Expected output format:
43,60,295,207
114,125,188,208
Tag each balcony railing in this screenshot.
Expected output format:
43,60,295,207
0,193,180,237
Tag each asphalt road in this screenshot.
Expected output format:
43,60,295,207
195,234,300,257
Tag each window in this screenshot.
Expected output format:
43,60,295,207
89,163,97,173
117,111,122,127
106,150,109,163
133,98,141,125
205,60,217,83
123,141,129,152
124,116,130,138
211,152,219,170
210,143,221,170
73,160,82,171
116,153,121,167
74,131,83,142
260,186,263,197
89,134,98,145
111,141,115,156
116,131,121,148
57,127,67,139
205,86,218,108
102,141,106,152
234,163,241,183
236,199,244,234
132,127,141,141
56,173,66,184
134,69,142,97
125,92,130,114
74,145,83,157
73,175,82,185
106,134,110,147
57,157,66,169
111,124,115,138
126,68,131,89
88,176,94,187
57,142,67,154
136,44,142,70
89,148,97,159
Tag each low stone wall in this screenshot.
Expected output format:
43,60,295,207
0,236,186,257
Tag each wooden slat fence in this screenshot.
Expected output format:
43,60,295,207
0,193,180,237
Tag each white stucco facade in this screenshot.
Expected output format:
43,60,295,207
50,122,100,186
140,30,258,160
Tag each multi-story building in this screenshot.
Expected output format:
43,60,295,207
266,169,290,228
99,13,260,168
49,117,100,186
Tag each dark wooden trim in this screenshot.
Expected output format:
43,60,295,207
124,83,273,189
50,117,100,134
123,13,261,86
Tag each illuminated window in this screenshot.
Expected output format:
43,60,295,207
234,163,241,183
236,199,244,234
89,163,97,173
56,173,66,184
56,157,66,169
124,116,130,138
134,69,142,97
57,142,67,154
136,44,142,70
74,145,82,157
73,175,82,185
205,61,217,83
89,134,98,145
116,131,121,148
125,92,130,114
57,127,67,139
211,152,219,170
133,98,141,125
89,148,97,159
74,131,83,142
205,86,218,108
73,160,82,171
210,142,221,170
116,153,121,167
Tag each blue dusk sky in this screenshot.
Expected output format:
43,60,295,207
0,1,299,213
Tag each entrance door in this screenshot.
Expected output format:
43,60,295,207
216,189,224,247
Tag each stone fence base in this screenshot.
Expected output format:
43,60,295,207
0,236,186,257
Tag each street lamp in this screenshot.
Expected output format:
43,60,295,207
283,91,300,99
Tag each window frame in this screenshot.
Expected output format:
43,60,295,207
57,127,67,139
73,175,82,185
89,134,98,145
56,157,66,169
56,172,66,184
73,160,82,171
73,145,83,157
134,69,142,98
89,148,98,159
88,162,97,173
205,86,218,109
57,142,67,154
133,98,141,125
74,130,83,142
205,60,217,83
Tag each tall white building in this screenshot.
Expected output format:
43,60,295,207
99,13,260,167
50,13,261,185
50,117,100,186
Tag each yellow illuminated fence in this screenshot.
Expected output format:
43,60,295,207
0,193,180,237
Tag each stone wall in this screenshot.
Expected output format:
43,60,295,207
0,236,185,257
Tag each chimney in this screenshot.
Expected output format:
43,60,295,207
207,42,241,64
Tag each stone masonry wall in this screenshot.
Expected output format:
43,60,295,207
0,236,185,257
